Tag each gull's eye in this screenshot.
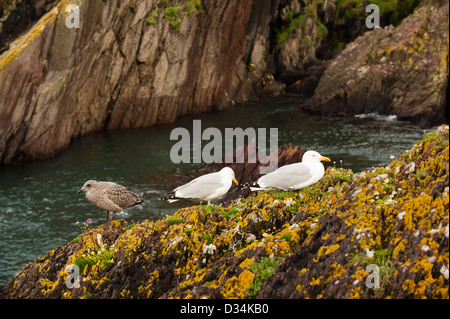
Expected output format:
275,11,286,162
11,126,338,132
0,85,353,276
86,184,91,188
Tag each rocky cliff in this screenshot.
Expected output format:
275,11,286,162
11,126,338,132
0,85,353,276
2,0,447,164
0,0,283,163
303,0,449,127
1,126,448,299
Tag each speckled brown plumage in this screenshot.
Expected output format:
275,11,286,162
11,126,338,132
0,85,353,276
77,180,143,228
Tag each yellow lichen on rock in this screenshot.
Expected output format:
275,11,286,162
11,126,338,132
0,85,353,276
0,0,78,70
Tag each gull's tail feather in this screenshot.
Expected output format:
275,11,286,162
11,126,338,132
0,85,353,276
240,181,261,191
131,199,145,207
159,194,180,203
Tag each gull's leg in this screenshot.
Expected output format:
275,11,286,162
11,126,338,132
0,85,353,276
105,211,111,230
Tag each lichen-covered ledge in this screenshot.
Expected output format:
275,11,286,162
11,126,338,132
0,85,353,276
1,126,448,299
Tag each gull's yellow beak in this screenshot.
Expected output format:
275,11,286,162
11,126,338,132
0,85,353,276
320,157,331,162
233,178,239,185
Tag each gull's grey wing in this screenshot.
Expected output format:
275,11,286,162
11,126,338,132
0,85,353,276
175,172,225,199
258,162,312,190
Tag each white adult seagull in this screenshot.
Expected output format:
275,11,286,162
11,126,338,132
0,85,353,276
160,167,239,205
245,150,331,191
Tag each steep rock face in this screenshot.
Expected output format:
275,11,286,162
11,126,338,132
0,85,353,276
273,0,334,71
304,0,449,127
0,0,61,53
0,0,280,163
1,126,448,299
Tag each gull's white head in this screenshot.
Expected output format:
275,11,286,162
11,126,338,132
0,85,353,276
220,167,239,185
302,151,331,163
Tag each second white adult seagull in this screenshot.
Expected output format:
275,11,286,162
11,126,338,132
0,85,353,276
245,150,331,191
160,167,238,205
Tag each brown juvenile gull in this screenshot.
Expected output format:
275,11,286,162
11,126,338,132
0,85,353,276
77,180,144,229
159,167,238,205
242,150,331,191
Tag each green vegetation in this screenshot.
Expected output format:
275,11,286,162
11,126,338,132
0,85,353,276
184,0,203,14
146,16,158,25
372,167,393,178
301,37,311,46
221,207,239,221
126,222,138,230
1,0,16,15
374,249,395,296
198,204,220,215
146,8,159,25
332,168,354,183
149,0,204,31
314,17,328,44
280,233,292,241
166,216,183,225
74,248,115,272
95,0,106,10
330,0,421,56
423,129,450,153
334,0,363,25
202,234,213,245
246,257,282,298
157,0,169,8
164,6,182,31
276,12,308,44
268,190,298,199
184,226,193,236
198,204,240,221
369,0,420,26
349,248,395,296
275,3,329,46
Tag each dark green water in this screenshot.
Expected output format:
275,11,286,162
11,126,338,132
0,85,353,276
0,95,426,284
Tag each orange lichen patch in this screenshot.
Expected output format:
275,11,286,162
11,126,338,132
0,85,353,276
310,276,323,286
402,279,416,294
177,269,207,291
38,278,59,296
222,270,255,299
314,244,340,262
392,239,407,259
264,240,291,257
138,270,159,298
239,258,254,269
349,287,362,299
299,268,309,276
329,263,346,280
